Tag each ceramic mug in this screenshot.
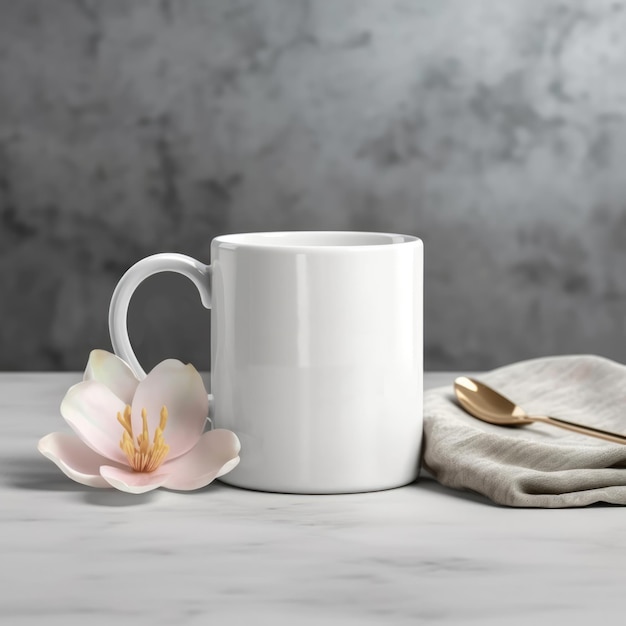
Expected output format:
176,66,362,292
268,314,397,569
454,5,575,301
108,231,423,494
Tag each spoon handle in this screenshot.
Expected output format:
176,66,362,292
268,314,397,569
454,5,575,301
532,415,626,445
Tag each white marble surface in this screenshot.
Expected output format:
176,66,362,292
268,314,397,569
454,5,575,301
2,372,625,625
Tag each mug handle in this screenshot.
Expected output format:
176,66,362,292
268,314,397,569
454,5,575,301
108,253,212,379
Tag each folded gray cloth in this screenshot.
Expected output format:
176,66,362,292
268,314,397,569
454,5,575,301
423,354,626,507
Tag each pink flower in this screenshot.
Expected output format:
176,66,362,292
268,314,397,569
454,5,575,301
38,350,240,494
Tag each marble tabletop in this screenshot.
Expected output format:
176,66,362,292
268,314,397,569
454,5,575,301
2,372,625,626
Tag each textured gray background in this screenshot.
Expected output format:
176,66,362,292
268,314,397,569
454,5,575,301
2,0,626,372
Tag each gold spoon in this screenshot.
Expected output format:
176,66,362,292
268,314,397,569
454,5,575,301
454,376,626,445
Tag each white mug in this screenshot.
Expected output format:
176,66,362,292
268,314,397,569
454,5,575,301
109,231,423,494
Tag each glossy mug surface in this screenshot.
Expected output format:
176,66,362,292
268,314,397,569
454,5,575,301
108,231,423,494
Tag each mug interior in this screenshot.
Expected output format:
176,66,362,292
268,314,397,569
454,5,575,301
214,231,416,248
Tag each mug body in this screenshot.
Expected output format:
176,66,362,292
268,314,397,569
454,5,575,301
210,231,423,493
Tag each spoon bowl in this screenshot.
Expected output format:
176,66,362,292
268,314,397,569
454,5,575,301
454,376,533,426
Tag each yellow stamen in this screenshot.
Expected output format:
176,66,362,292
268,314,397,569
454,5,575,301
118,405,170,472
159,406,168,432
116,405,133,438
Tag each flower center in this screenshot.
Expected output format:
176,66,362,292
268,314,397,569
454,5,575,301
117,405,170,472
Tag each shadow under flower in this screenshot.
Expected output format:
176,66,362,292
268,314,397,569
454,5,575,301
5,453,159,506
83,489,158,507
3,454,92,493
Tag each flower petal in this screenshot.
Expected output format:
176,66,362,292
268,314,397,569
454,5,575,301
37,432,114,488
83,349,139,405
99,465,169,494
161,429,241,491
131,360,208,459
60,380,129,465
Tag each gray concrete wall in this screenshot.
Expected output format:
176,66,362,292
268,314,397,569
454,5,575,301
2,0,626,372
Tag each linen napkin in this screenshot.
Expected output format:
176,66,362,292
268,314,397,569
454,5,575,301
423,354,626,507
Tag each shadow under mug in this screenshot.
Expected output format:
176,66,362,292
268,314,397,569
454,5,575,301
108,231,423,494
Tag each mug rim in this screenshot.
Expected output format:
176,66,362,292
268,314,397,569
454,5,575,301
212,230,422,251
